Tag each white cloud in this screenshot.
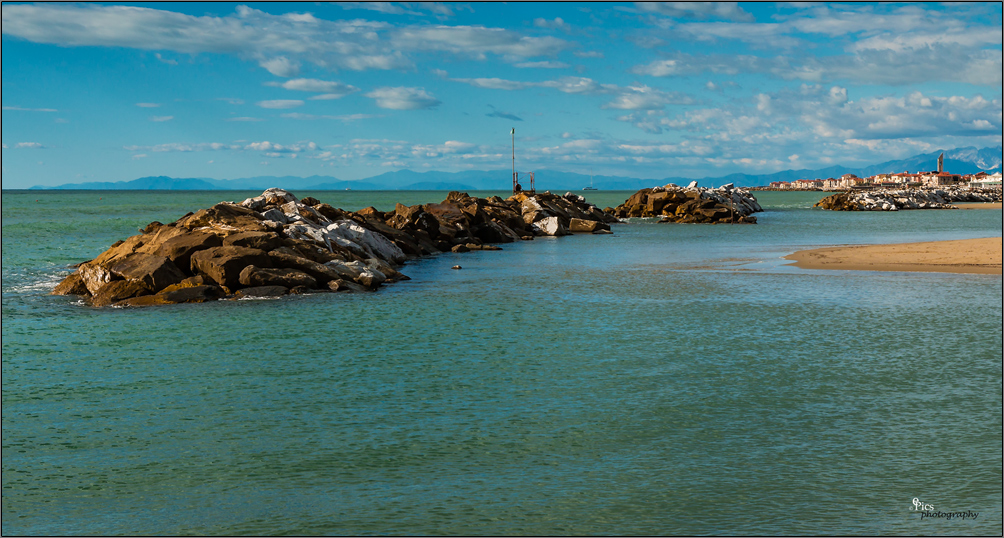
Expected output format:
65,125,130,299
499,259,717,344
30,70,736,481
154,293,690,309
150,115,174,122
122,140,320,157
279,78,358,97
281,112,382,122
154,52,177,65
259,57,300,77
635,2,755,23
451,77,529,91
533,17,571,31
15,142,45,148
393,25,571,59
256,99,304,109
2,106,58,112
132,153,147,159
136,102,160,108
514,61,569,69
0,4,565,76
573,50,604,58
365,87,441,110
337,2,464,18
226,116,264,122
602,85,694,110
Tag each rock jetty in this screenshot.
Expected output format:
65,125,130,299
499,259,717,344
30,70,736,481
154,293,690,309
814,186,1002,211
608,183,763,223
52,188,618,307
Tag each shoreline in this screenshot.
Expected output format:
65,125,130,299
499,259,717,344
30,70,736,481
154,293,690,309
784,237,1003,275
955,202,1002,209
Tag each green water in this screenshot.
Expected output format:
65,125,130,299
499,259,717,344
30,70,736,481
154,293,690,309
2,190,1001,535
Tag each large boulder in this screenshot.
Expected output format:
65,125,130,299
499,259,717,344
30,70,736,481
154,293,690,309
238,265,317,289
157,232,223,270
568,218,610,233
92,235,145,267
78,261,118,295
534,216,569,236
91,279,152,307
114,285,225,307
268,250,345,283
176,203,267,232
234,285,289,298
190,246,272,290
108,253,187,292
52,272,90,296
223,231,285,252
323,220,406,264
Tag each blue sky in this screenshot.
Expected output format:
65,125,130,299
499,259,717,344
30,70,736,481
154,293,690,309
2,2,1001,188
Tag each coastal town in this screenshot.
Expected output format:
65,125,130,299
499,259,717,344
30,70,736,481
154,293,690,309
768,170,1002,190
764,153,1003,190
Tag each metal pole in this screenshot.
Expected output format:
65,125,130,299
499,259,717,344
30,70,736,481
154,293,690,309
511,128,515,193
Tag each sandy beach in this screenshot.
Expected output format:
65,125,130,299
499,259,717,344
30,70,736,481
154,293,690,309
785,237,1003,274
955,202,1003,209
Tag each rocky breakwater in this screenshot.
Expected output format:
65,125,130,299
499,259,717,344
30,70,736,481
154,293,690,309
608,183,763,224
814,186,1002,211
52,188,618,307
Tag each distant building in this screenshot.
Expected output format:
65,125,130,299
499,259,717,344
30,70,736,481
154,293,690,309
938,152,944,173
969,172,1002,187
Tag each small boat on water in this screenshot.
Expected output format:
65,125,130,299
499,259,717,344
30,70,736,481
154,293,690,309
583,170,598,190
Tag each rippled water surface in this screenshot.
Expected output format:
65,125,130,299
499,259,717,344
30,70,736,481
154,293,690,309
3,190,1002,535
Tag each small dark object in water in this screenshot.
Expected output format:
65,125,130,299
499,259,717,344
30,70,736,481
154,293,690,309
451,265,462,270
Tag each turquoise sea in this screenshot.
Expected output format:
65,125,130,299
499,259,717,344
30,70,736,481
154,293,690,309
2,189,1002,535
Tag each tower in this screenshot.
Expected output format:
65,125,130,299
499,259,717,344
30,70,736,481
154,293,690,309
938,152,944,173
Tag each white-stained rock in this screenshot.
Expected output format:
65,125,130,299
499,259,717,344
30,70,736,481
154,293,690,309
260,208,287,223
262,188,298,205
323,220,406,264
240,195,268,211
533,216,569,236
78,262,117,295
324,260,363,279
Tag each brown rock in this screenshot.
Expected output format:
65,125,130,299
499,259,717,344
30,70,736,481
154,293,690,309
238,265,317,288
109,253,187,292
267,250,343,283
328,279,368,292
93,234,145,266
157,232,223,270
623,188,653,208
357,206,384,219
568,218,610,233
113,285,224,307
452,244,470,253
158,275,207,294
424,202,467,226
190,246,272,289
299,196,321,206
176,203,267,232
91,279,152,307
52,272,90,296
313,203,346,222
223,231,285,252
234,285,288,298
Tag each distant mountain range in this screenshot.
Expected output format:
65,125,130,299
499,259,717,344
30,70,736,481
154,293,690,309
29,145,1001,191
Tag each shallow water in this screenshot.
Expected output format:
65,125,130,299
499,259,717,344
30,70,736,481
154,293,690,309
2,189,1001,535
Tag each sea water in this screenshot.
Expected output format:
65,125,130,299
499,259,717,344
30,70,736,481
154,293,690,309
2,190,1001,535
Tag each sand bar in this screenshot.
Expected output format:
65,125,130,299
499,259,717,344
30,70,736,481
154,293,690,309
785,237,1003,275
954,203,1002,209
